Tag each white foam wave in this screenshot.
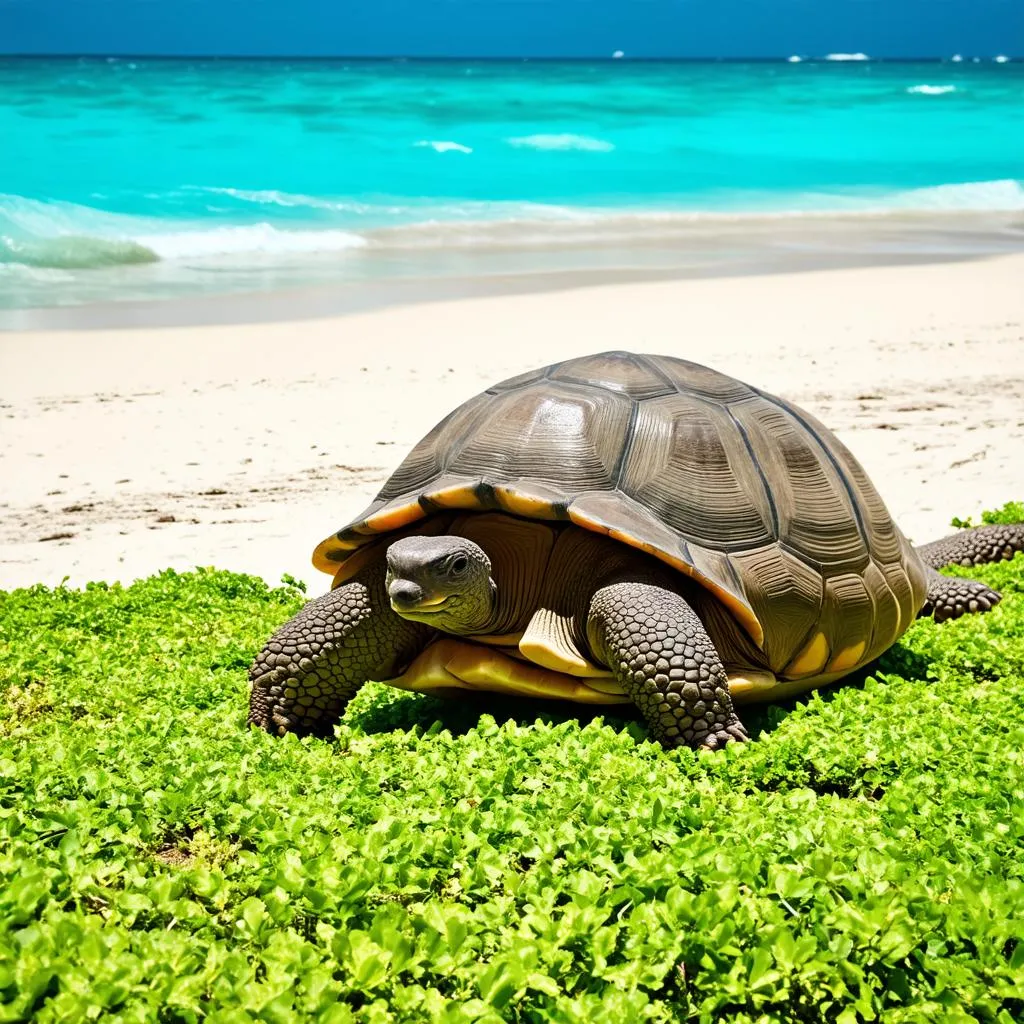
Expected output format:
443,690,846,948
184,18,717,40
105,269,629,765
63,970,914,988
787,56,803,63
871,179,1024,211
137,223,366,259
825,53,870,61
366,179,1024,249
758,179,1024,215
196,187,380,213
191,188,628,227
0,194,367,267
413,140,473,154
995,55,1010,63
506,133,615,153
907,85,957,95
191,188,597,224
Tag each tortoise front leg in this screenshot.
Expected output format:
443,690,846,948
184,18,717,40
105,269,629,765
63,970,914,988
248,560,433,738
587,580,749,751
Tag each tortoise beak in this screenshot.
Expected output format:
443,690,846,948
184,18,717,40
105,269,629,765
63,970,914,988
388,580,450,614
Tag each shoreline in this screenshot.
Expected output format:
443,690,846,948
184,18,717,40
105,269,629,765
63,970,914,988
3,208,1022,331
2,253,1023,593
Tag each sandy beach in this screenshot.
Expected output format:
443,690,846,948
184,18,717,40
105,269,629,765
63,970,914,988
2,253,1023,595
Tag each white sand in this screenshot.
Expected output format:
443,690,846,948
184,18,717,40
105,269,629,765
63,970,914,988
2,254,1023,594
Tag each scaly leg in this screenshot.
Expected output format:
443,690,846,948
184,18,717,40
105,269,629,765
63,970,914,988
916,523,1024,569
248,560,432,737
915,522,1023,622
919,567,1001,623
587,580,749,750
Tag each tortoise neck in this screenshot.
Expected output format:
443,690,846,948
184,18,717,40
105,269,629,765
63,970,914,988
448,513,560,636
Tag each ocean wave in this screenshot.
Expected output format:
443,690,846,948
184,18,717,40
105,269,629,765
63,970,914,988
194,187,383,213
706,179,1024,216
138,224,366,259
825,53,870,61
367,180,1024,249
506,134,615,153
0,235,159,269
187,188,602,223
0,194,367,269
871,178,1024,211
413,140,473,154
907,85,957,95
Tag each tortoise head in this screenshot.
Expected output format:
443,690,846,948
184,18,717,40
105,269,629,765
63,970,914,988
385,535,496,634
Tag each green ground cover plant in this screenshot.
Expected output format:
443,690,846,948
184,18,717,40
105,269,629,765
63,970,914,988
1,505,1023,1023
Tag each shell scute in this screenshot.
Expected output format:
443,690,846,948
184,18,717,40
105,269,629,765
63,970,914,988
727,544,824,674
446,383,632,492
729,395,869,573
619,397,775,551
646,354,756,403
548,350,678,401
821,573,875,671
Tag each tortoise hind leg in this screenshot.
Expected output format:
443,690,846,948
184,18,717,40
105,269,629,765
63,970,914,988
916,523,1024,569
587,580,749,751
915,523,1023,623
919,568,1001,623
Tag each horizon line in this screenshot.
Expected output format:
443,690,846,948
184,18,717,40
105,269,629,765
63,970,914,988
0,53,1019,62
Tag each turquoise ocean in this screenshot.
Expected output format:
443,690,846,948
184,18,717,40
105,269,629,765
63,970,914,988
1,57,1022,316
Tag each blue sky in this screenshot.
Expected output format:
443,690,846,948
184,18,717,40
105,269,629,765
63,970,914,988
1,0,1020,58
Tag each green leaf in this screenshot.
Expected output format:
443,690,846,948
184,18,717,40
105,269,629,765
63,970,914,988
477,960,519,1009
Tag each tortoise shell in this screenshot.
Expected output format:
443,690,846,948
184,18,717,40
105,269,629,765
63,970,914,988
315,351,929,682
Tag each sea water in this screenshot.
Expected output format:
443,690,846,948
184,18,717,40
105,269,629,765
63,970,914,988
1,57,1022,313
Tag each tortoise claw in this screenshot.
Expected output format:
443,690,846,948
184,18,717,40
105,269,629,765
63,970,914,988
698,720,750,751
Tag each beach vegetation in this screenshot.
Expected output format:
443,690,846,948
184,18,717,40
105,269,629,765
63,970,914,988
1,504,1023,1022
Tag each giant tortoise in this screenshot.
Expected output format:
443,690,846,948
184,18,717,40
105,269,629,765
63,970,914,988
249,351,1023,750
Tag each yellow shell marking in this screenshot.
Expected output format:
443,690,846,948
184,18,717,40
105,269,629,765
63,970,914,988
385,638,630,705
827,641,867,674
312,536,360,575
785,632,829,678
326,539,388,586
314,507,421,577
726,671,779,699
365,502,427,534
519,606,614,679
567,508,611,537
427,484,485,510
493,486,556,519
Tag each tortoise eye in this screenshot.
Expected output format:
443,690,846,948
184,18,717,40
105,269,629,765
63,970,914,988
450,555,469,575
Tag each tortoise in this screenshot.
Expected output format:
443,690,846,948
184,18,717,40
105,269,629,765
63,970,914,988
248,351,1023,750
